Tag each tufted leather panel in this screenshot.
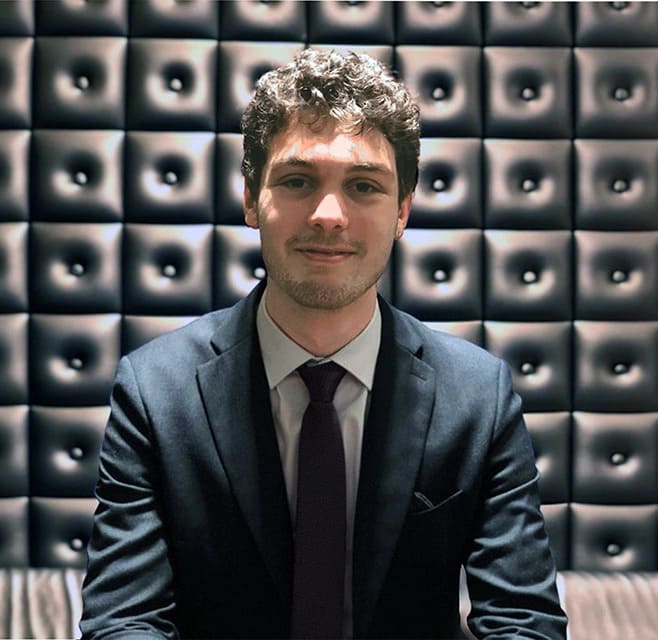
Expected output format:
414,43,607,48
413,137,481,228
484,230,572,320
575,140,658,230
34,37,126,130
484,139,572,229
123,224,213,313
575,49,658,138
0,5,655,631
0,131,30,221
217,41,304,131
127,39,216,131
31,130,124,222
30,223,122,313
0,38,32,129
396,45,481,136
0,222,28,311
484,2,572,46
484,46,572,138
395,228,481,321
396,1,481,45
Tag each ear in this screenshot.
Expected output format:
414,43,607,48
243,185,259,229
395,192,413,240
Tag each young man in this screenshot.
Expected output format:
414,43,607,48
81,50,567,639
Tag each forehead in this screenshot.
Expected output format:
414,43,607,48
264,119,396,173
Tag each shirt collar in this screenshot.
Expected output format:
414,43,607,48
256,290,381,391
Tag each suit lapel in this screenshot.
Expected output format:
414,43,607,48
196,285,293,608
353,300,436,637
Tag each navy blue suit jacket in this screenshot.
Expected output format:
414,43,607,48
81,283,567,639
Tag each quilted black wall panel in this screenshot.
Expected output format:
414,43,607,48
0,0,656,577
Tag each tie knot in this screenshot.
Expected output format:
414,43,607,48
298,361,345,404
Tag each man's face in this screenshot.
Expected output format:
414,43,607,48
244,119,412,311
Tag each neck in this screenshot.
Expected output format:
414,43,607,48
263,283,377,357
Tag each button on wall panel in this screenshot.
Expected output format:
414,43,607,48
396,1,481,45
30,498,95,568
36,0,128,36
30,223,121,313
0,1,33,35
0,223,27,312
124,224,213,315
571,504,657,571
575,321,658,412
214,225,265,310
0,38,32,128
216,133,245,225
125,132,214,223
576,49,658,138
31,130,124,222
484,2,571,46
29,314,121,407
484,139,571,229
411,138,481,229
34,37,126,129
485,47,571,138
0,498,28,566
0,131,29,222
573,412,657,505
217,42,303,131
0,406,28,497
0,314,27,405
308,1,394,44
130,0,219,38
127,39,216,131
485,230,572,321
576,2,658,46
396,46,481,137
576,231,658,320
30,406,108,498
423,321,483,347
575,140,658,231
525,412,571,504
220,0,306,41
484,322,571,412
123,316,197,355
395,229,481,321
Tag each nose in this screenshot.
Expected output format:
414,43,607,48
308,192,348,232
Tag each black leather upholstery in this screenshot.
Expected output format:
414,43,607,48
0,1,656,637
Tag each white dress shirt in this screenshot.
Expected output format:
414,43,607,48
256,292,381,639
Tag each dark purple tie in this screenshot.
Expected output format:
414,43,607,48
291,361,347,639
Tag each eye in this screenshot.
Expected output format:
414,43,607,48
351,181,380,195
281,176,312,191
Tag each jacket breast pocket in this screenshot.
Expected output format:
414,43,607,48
396,488,467,575
408,488,464,518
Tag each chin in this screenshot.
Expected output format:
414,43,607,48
284,279,371,311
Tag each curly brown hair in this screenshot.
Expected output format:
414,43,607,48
241,48,420,204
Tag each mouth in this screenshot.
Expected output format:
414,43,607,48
294,245,357,262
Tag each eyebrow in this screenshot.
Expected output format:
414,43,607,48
269,157,393,175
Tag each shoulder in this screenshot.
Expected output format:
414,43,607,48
123,307,231,375
388,304,504,379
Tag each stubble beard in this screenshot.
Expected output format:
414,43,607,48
262,237,391,311
272,266,385,310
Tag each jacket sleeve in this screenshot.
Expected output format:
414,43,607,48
80,356,179,640
464,360,568,639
